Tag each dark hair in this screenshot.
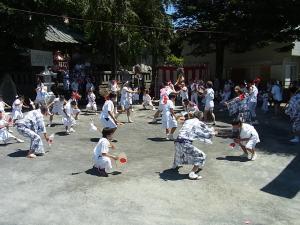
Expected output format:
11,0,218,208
183,99,189,103
102,128,115,138
144,89,149,94
231,118,242,126
108,93,117,99
169,93,176,99
163,81,168,86
206,81,213,88
70,101,77,106
39,105,48,114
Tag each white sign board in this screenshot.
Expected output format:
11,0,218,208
292,41,300,56
30,49,53,66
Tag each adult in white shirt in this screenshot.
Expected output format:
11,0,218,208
248,81,259,124
203,81,216,125
271,81,283,116
100,93,118,132
232,119,260,161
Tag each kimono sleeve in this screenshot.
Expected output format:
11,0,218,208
193,122,214,143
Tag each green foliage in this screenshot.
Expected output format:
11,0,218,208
173,0,300,55
0,0,173,71
166,54,183,66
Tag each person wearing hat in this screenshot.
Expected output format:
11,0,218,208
0,110,24,144
172,111,215,180
15,106,50,158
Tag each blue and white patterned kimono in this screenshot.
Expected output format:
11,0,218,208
285,93,300,132
227,94,251,123
16,109,46,154
173,118,214,167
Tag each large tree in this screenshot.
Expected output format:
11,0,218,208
0,0,83,71
173,0,300,79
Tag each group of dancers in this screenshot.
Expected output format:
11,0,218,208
1,73,299,180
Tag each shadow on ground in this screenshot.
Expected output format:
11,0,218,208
7,149,28,157
261,153,300,199
158,168,188,181
84,167,122,177
55,131,69,136
147,137,170,142
216,156,249,162
90,138,100,143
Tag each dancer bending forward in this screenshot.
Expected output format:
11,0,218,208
173,111,215,180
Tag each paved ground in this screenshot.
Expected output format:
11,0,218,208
0,105,299,225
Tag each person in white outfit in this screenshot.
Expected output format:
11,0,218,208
35,78,46,105
0,95,11,114
118,82,138,123
248,80,259,124
0,110,24,144
190,80,199,107
271,81,283,116
180,82,189,107
151,81,176,123
203,81,216,125
48,95,66,126
142,89,155,110
86,89,97,113
12,96,29,123
161,94,178,140
93,128,119,177
232,119,260,161
62,100,77,134
100,93,119,133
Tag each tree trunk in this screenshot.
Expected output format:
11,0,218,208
215,40,225,80
151,49,158,98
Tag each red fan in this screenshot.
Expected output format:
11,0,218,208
72,91,81,100
239,94,245,100
116,152,128,166
229,143,236,148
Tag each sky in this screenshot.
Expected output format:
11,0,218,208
165,5,176,15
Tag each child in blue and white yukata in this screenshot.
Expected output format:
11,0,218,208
62,100,77,134
161,93,178,140
93,128,119,177
0,110,24,144
15,106,50,158
285,89,300,143
173,111,214,180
